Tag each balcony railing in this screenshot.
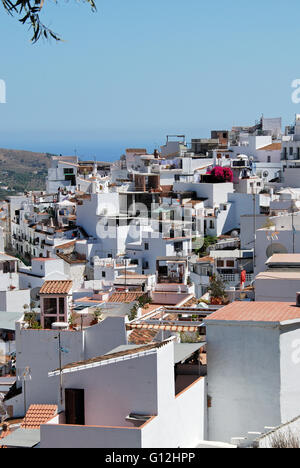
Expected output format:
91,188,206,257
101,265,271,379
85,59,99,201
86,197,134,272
219,273,253,284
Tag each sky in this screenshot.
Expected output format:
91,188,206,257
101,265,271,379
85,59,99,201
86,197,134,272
1,0,300,160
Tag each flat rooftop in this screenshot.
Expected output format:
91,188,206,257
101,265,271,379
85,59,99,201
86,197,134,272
256,271,300,280
205,301,300,323
266,254,300,265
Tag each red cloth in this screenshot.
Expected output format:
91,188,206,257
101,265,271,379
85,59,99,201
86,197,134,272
240,270,246,285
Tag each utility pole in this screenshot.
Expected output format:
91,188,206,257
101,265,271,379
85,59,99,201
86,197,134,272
54,333,63,405
253,187,257,269
292,205,296,254
58,332,63,405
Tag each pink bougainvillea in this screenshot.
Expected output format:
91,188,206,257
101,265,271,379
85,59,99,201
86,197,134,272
206,166,233,183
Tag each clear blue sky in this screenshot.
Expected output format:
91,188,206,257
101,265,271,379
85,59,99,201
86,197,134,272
0,0,300,160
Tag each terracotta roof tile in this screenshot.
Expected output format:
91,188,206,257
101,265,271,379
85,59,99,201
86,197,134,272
40,280,73,295
108,292,144,303
128,328,159,345
205,301,300,323
258,143,282,151
55,240,76,250
57,341,168,372
21,404,58,429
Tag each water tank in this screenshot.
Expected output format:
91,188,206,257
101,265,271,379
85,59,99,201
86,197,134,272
52,322,68,330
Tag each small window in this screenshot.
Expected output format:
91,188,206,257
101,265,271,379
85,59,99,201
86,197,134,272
102,271,106,278
144,243,149,250
64,168,74,175
226,260,234,268
267,156,271,163
217,260,224,268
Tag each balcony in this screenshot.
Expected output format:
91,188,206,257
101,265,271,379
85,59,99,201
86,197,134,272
219,273,253,285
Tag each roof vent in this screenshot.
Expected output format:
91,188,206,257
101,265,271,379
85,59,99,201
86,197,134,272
296,293,300,307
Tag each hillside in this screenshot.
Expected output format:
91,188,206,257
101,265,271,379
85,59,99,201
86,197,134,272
0,148,52,197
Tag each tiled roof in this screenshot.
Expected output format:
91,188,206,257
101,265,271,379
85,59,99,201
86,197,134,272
141,304,163,316
55,341,169,373
56,252,87,264
205,301,300,323
21,405,57,429
32,258,57,262
40,280,72,295
127,323,200,333
126,148,147,153
196,256,214,264
55,240,76,250
108,292,144,303
258,143,282,151
128,328,159,345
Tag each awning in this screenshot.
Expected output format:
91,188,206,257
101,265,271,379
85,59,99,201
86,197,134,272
126,323,200,333
105,343,206,364
174,343,206,363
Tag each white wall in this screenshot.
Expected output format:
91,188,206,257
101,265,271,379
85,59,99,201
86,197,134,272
41,342,207,448
206,321,281,443
279,323,300,423
84,317,127,360
0,289,30,313
255,277,300,302
57,351,159,428
173,182,234,208
8,316,127,417
41,424,142,448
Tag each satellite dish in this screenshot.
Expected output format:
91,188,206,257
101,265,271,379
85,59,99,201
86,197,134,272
263,171,269,178
30,287,40,301
266,243,288,258
231,230,239,238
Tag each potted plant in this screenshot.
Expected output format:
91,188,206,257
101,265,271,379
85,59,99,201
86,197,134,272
68,314,77,330
90,308,102,326
208,275,228,305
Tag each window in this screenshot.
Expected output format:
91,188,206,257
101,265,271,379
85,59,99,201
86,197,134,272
43,298,57,315
64,168,74,175
144,243,149,250
174,241,183,252
102,271,106,278
217,260,224,268
290,147,293,156
267,156,271,163
59,298,65,315
226,260,235,268
209,220,214,229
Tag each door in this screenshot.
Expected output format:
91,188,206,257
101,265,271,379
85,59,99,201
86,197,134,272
65,389,85,425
